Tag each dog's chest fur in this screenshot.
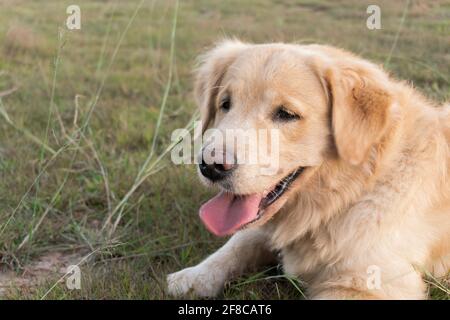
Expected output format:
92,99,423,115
264,119,450,284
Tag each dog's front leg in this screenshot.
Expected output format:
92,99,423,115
167,228,275,297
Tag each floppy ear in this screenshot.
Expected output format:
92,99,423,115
194,39,248,133
324,63,394,165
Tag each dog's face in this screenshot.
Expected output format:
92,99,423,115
195,41,393,236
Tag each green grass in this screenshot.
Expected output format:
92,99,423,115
0,0,449,299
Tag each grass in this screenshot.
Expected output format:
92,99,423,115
0,0,449,299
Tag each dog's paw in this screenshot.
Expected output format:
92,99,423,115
167,266,225,297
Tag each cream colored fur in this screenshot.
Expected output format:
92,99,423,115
167,40,450,299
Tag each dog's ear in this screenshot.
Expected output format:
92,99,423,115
323,62,394,165
194,39,248,133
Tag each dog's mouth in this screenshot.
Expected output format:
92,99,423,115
199,167,305,236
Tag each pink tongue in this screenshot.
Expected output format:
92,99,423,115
199,191,263,236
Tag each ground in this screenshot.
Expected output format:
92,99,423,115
0,0,448,299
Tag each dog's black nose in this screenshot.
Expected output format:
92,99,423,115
199,158,235,182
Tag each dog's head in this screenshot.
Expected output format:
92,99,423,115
195,40,394,236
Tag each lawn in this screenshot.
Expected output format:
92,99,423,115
0,0,448,299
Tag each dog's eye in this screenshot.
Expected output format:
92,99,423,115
220,96,231,112
273,106,300,122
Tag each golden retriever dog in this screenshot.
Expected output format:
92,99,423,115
167,40,450,299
